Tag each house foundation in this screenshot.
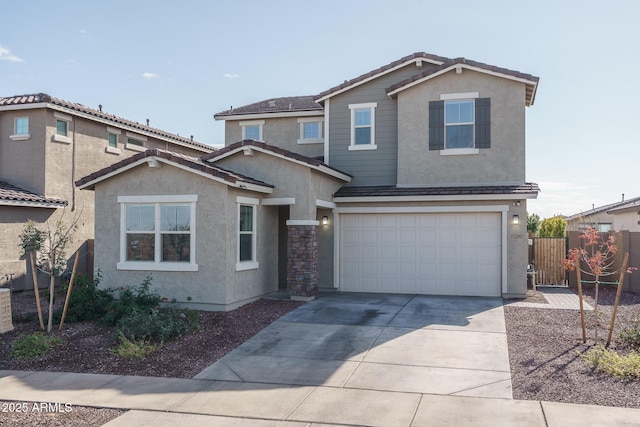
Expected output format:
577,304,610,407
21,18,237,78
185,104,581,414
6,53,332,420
287,224,318,299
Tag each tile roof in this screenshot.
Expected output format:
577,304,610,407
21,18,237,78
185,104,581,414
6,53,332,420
0,93,214,153
201,139,352,181
214,96,322,118
334,183,539,198
0,179,68,207
386,57,539,106
75,148,273,190
565,196,640,220
315,52,450,102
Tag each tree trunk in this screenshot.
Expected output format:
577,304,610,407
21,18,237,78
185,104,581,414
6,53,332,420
29,251,45,331
47,250,56,334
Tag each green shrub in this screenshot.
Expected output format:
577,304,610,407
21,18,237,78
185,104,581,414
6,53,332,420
12,333,62,359
581,344,640,380
110,332,157,358
116,306,198,343
54,271,113,323
619,319,640,350
100,276,161,327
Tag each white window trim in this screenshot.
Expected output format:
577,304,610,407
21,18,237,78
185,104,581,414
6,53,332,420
443,98,475,151
53,112,73,143
440,92,479,100
125,131,147,151
240,120,264,141
348,102,377,150
236,196,259,271
107,127,121,152
11,117,30,140
297,117,324,145
117,194,198,272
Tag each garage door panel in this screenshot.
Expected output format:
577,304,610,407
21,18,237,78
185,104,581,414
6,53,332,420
340,212,501,296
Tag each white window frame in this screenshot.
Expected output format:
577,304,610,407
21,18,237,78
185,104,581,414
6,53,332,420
52,112,73,144
348,102,377,151
125,131,147,152
117,195,198,272
106,127,121,155
297,117,324,144
236,196,259,271
240,120,264,141
10,117,31,141
440,92,479,155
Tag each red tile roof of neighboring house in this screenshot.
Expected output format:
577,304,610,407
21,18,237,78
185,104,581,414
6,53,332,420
314,52,450,102
334,183,539,198
214,96,322,118
202,139,352,182
0,93,214,153
0,179,68,208
386,57,539,106
75,148,273,191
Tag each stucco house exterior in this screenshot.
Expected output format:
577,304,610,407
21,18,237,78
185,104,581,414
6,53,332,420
0,93,214,290
565,196,640,232
77,52,540,310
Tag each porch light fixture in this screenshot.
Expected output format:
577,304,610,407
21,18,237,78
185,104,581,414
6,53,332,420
512,214,520,225
322,216,329,225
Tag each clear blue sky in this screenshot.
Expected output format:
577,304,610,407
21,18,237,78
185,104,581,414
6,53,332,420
1,0,638,219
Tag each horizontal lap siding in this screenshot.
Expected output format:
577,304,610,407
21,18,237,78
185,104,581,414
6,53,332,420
328,64,438,186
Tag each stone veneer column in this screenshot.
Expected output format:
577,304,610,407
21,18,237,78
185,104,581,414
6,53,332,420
287,223,319,300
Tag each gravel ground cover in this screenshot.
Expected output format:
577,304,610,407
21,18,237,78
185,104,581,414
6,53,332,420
505,286,640,408
1,286,639,426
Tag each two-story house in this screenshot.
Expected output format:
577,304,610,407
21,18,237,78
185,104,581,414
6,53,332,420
0,93,214,290
77,52,539,311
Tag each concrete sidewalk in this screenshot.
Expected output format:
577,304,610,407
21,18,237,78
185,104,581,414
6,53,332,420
1,370,640,426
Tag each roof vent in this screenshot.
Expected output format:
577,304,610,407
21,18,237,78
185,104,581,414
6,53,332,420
146,119,150,126
190,135,193,141
98,104,102,112
268,100,276,108
288,103,292,110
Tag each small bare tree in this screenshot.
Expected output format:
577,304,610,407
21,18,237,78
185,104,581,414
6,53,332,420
19,211,80,333
563,227,636,343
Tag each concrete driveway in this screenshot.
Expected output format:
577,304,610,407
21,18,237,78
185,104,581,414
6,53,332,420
195,293,512,399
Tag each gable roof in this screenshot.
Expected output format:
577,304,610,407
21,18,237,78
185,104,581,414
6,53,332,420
565,196,640,221
202,139,352,182
0,93,214,153
607,198,640,214
386,57,539,106
334,183,539,201
314,52,449,103
75,149,274,193
0,179,68,208
214,96,322,120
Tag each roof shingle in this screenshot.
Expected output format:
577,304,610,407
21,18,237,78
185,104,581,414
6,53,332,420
0,180,68,207
0,93,213,152
214,96,322,118
334,183,539,198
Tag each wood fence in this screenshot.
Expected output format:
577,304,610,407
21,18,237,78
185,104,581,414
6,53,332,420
531,237,567,285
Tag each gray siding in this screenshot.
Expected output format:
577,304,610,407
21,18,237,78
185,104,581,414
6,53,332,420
328,62,439,186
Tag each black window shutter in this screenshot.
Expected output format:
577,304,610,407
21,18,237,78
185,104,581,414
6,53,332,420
429,100,444,150
475,97,491,149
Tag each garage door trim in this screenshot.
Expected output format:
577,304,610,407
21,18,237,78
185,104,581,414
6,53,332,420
333,205,509,295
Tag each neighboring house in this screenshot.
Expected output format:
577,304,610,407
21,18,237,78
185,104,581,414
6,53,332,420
565,196,640,232
606,199,640,232
0,93,214,290
78,52,540,311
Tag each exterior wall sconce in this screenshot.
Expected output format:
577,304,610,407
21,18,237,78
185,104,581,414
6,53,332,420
322,216,329,225
512,214,520,225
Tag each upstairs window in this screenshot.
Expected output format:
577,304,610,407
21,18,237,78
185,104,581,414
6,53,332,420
240,120,264,141
297,118,324,144
445,100,474,149
108,133,118,148
10,117,30,140
348,102,377,150
125,131,147,152
52,112,73,143
56,119,68,137
429,94,490,153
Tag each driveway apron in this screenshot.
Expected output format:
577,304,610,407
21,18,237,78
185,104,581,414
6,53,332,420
195,293,512,399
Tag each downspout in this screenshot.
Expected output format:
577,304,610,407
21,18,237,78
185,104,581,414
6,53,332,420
71,115,77,211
